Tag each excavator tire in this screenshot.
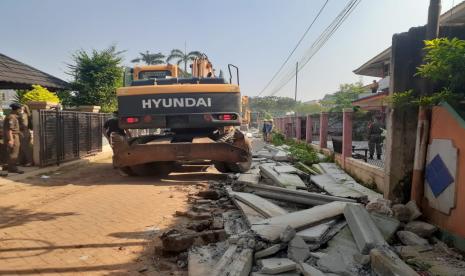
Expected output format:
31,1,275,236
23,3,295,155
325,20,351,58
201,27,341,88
226,137,252,173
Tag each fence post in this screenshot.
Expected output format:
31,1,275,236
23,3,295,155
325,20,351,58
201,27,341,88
32,110,41,166
296,116,302,140
306,114,312,144
319,112,328,148
342,108,353,168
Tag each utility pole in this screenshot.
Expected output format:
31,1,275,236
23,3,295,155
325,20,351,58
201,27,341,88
411,0,441,206
294,62,298,102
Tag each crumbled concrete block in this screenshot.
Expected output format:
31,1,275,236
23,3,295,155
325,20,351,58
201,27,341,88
296,220,336,242
370,213,400,241
272,150,290,161
237,173,260,185
259,164,306,188
287,236,310,262
298,262,326,276
187,211,212,220
344,204,387,254
232,191,288,218
370,247,419,276
316,226,360,274
405,201,422,221
252,201,347,242
366,198,393,216
254,244,282,260
259,258,297,274
404,221,437,238
279,226,296,243
353,253,371,265
273,165,298,174
397,231,429,246
197,190,221,200
225,248,253,276
211,216,224,230
392,204,411,222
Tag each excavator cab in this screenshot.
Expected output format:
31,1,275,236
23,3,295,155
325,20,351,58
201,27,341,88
113,56,252,176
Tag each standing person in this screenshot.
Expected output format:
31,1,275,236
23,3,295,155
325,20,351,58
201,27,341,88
2,103,24,174
262,119,273,142
103,111,131,148
367,114,383,160
18,105,33,166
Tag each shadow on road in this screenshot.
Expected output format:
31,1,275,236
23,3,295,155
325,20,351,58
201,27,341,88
0,205,76,230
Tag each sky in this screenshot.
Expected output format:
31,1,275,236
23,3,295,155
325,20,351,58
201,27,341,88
0,0,458,101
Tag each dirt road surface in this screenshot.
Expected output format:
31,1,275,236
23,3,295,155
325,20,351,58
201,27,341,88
0,158,223,275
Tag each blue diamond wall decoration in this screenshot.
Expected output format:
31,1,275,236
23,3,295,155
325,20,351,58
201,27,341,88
425,154,454,197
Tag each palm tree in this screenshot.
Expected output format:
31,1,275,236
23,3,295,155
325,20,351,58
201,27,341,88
131,51,165,65
166,49,203,74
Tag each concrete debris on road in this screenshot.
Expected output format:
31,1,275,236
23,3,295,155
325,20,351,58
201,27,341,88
155,140,464,276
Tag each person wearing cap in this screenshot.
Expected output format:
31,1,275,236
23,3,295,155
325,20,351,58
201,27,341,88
2,103,24,174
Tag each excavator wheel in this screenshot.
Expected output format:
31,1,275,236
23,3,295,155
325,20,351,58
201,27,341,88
226,137,252,173
122,162,174,177
213,162,229,173
118,166,137,176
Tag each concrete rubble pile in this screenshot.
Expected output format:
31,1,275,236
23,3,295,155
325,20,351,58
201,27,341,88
160,142,465,275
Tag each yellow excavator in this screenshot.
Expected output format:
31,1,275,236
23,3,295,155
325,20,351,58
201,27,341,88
112,56,252,175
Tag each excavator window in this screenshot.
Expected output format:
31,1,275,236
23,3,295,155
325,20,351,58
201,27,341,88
139,70,172,80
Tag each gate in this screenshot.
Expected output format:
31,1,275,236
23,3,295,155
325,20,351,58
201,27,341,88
38,110,111,167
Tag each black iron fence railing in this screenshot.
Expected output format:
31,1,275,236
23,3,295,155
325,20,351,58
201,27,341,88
38,110,111,167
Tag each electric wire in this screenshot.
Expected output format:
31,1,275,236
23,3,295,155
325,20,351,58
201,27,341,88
262,0,362,97
257,0,330,96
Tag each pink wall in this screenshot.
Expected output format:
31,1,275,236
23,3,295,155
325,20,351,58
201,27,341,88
422,105,465,238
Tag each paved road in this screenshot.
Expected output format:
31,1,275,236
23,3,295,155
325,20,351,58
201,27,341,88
0,159,221,275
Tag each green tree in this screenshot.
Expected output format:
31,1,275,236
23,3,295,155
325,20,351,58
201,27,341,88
320,82,364,112
295,102,322,114
131,51,165,65
20,85,60,104
67,45,124,112
249,96,298,117
166,49,203,75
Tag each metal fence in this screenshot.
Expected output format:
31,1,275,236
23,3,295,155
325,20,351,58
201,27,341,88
38,110,111,167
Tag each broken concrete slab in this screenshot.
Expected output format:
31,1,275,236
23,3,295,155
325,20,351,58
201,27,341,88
317,163,382,201
211,245,238,275
370,247,419,276
311,174,366,200
255,150,274,159
244,183,356,206
259,258,297,274
405,201,422,221
316,226,362,275
188,243,228,276
370,213,400,242
404,221,437,238
288,236,310,262
296,219,336,242
225,248,253,276
237,173,260,186
298,263,326,276
234,200,267,226
273,165,298,174
231,191,288,218
397,245,465,275
344,204,386,254
254,244,282,260
397,231,429,246
272,150,290,161
251,272,300,276
251,201,347,242
259,164,306,189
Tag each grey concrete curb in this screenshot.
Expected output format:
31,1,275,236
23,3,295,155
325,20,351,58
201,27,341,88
1,145,113,183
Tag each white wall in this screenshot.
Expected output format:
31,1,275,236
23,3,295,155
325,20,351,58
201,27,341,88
0,90,16,109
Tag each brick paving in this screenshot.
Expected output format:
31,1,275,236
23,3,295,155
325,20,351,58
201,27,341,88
0,159,218,275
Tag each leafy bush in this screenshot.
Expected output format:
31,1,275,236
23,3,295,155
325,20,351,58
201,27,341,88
21,85,60,104
270,132,319,165
417,38,465,93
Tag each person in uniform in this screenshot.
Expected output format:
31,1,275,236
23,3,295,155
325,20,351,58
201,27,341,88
367,114,384,160
18,105,33,166
3,103,24,174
